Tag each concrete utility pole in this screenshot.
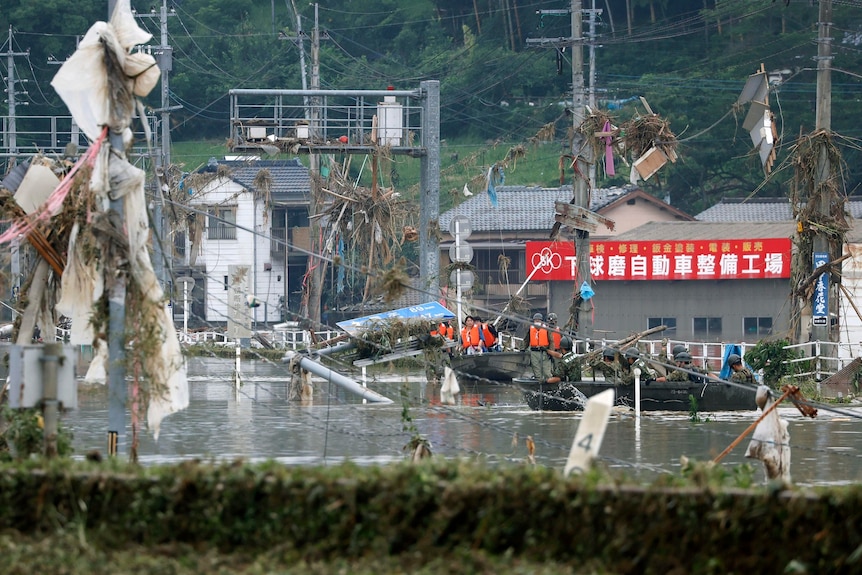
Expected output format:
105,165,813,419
570,0,594,346
811,0,833,344
419,80,441,291
136,1,178,290
3,26,29,165
302,3,328,326
106,0,127,457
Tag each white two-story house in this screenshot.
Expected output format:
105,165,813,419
182,158,311,328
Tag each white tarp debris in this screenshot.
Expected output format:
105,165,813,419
745,385,791,483
440,366,460,405
50,0,188,440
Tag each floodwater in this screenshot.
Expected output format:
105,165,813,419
63,357,862,487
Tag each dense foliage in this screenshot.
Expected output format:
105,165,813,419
1,458,861,573
3,1,862,214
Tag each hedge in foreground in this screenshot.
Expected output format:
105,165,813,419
0,459,860,573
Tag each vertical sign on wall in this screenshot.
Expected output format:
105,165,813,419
227,264,253,339
812,252,829,327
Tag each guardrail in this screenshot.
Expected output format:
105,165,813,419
176,329,339,350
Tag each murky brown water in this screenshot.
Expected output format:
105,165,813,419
62,357,862,486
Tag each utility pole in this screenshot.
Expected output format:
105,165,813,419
570,0,594,347
811,0,833,344
135,1,178,299
301,3,328,327
526,1,594,346
3,27,28,305
3,26,29,165
586,1,599,228
106,0,127,457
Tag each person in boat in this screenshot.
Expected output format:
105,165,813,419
460,315,485,355
473,315,500,352
660,343,687,370
620,347,660,385
592,347,622,382
545,336,581,384
522,312,553,381
431,320,455,356
727,353,756,385
666,351,709,383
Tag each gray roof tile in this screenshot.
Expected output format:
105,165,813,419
695,197,862,222
204,158,311,204
614,221,797,241
439,184,641,232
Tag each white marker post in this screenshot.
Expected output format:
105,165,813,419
564,389,614,476
633,367,642,419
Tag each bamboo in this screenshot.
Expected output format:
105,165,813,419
713,388,792,464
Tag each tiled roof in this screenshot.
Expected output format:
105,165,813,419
438,184,642,232
203,158,311,204
613,221,797,241
696,197,862,222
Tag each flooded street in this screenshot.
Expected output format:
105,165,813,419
63,357,862,486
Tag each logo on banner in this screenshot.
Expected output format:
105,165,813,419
531,247,562,274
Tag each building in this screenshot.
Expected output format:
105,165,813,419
180,158,311,327
696,196,862,222
438,185,693,316
543,221,797,341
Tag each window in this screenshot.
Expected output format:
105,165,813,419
287,207,309,227
208,205,237,240
648,317,676,336
472,249,521,287
693,317,722,339
744,316,773,337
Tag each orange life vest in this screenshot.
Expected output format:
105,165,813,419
551,330,562,351
431,323,453,338
479,324,496,348
461,325,481,349
529,325,550,348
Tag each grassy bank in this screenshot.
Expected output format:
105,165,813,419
172,137,566,212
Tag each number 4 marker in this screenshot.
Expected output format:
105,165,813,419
564,389,614,476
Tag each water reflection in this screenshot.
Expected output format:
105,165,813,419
61,357,862,486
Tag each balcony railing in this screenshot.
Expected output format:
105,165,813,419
271,227,286,255
208,225,237,240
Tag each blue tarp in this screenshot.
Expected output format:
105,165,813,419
336,301,455,335
719,344,756,381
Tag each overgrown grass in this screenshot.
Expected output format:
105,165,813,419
171,137,567,210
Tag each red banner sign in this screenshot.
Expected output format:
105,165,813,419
526,238,792,281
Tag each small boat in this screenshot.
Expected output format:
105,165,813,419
520,381,588,411
517,378,758,412
451,350,531,382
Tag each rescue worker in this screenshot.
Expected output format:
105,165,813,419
547,313,562,352
546,336,581,384
546,312,562,369
522,312,553,381
473,315,499,352
728,353,756,384
592,347,622,382
620,347,659,385
666,351,709,383
460,315,484,355
431,320,455,356
659,342,687,371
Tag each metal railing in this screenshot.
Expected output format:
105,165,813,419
1,114,158,161
229,88,426,154
177,329,338,350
